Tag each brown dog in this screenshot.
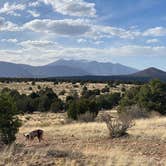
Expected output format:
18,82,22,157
24,129,48,146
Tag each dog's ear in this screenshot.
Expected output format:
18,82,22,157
23,133,28,137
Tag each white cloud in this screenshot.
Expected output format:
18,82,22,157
146,39,159,44
0,0,166,67
28,10,40,17
92,25,141,39
77,38,87,43
1,38,18,43
28,1,40,7
0,2,26,16
0,17,19,31
77,38,104,45
108,45,166,57
40,0,96,17
0,50,24,63
22,18,166,39
23,18,141,39
143,27,166,37
0,44,166,66
23,19,91,36
94,40,104,45
0,48,59,65
19,40,59,48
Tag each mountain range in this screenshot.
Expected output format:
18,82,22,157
0,60,165,80
0,59,138,78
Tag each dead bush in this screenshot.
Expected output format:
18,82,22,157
120,105,149,119
101,113,134,138
77,112,96,122
149,111,161,118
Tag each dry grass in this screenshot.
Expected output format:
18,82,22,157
0,112,166,166
0,82,164,165
105,148,166,166
129,116,166,140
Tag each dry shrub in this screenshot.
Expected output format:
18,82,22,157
77,112,96,122
149,111,161,118
101,113,134,138
121,105,149,119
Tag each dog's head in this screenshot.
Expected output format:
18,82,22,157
23,133,30,139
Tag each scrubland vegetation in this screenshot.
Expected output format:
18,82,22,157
0,79,166,165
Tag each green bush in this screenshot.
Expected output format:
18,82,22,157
66,95,75,102
50,99,64,113
37,85,41,90
121,87,126,92
31,81,35,86
0,93,21,144
67,100,77,120
37,88,59,112
96,93,121,110
120,79,166,115
67,98,99,120
82,88,100,98
101,86,110,93
29,87,32,91
59,90,66,96
119,87,140,109
1,87,62,113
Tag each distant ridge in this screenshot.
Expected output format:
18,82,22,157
0,59,138,78
48,59,138,76
132,67,166,78
0,61,33,78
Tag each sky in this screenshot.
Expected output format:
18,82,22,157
0,0,166,70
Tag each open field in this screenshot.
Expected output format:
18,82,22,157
0,112,166,166
0,81,165,165
1,0,166,165
0,81,134,100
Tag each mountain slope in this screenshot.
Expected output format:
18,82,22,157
48,59,138,75
132,67,166,78
0,61,89,78
0,61,33,78
0,60,138,78
22,65,90,77
0,61,165,80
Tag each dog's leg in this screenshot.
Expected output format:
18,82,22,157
39,133,48,145
25,139,30,147
23,138,28,146
41,136,49,145
31,138,35,146
27,138,35,147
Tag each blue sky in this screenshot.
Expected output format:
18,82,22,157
0,0,166,70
